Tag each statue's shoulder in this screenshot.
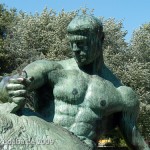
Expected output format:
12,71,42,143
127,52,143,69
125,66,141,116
24,59,64,72
117,86,137,98
58,58,79,70
29,59,63,68
117,86,139,108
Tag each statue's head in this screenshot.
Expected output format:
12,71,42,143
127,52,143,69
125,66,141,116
67,14,104,66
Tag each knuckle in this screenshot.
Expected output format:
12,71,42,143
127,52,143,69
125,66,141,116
9,78,16,82
19,90,27,96
9,77,24,84
8,90,27,97
13,97,25,104
6,83,13,89
6,82,12,86
8,91,14,96
18,77,25,81
6,84,25,91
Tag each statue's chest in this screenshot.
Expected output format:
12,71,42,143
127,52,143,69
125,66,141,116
52,71,88,104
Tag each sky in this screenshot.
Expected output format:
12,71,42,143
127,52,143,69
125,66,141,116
1,0,150,42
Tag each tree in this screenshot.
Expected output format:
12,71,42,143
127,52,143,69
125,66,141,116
102,17,129,81
1,5,149,142
130,23,150,63
0,4,17,74
3,8,77,75
129,23,150,140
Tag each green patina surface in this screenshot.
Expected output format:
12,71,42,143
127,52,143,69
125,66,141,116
0,14,149,150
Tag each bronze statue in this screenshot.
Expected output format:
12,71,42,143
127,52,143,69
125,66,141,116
0,14,149,150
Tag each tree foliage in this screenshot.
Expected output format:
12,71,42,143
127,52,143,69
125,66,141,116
0,5,150,142
0,4,17,74
130,23,150,63
3,8,76,74
128,24,150,106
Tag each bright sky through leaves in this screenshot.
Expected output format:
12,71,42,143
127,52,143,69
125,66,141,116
1,0,150,42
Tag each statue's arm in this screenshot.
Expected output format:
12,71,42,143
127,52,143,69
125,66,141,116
117,86,149,150
23,60,62,91
0,60,62,112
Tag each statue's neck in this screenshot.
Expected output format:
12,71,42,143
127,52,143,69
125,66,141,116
79,55,104,75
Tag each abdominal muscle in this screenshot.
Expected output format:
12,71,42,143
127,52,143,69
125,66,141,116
52,99,99,148
53,100,77,128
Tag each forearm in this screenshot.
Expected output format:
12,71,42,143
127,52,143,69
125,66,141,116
23,60,61,91
132,126,149,150
119,111,149,150
23,64,46,91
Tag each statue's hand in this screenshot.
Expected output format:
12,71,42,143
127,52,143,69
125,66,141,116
6,77,27,106
5,72,34,110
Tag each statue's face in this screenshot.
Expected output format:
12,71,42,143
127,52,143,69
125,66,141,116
68,33,101,66
67,15,104,66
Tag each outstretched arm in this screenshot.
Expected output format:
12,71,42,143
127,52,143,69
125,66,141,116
0,60,62,112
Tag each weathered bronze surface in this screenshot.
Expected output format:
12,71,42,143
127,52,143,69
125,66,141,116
0,14,149,150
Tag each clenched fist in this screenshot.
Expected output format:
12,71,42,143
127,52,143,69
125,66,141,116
2,71,34,111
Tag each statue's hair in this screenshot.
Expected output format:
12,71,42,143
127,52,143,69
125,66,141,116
67,14,103,34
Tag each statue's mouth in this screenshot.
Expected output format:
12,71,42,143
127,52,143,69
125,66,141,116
74,52,86,58
75,55,86,63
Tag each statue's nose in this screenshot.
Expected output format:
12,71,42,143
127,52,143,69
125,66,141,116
72,43,80,52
